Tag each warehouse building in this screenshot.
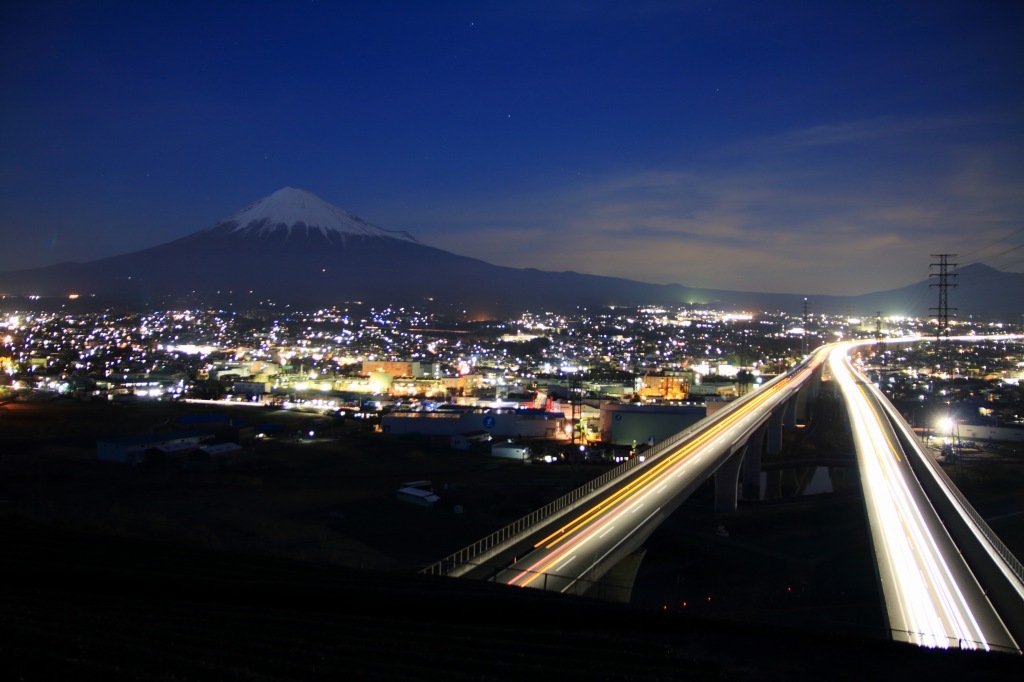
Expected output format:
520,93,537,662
96,431,212,465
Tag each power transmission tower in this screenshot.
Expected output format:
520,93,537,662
929,253,958,371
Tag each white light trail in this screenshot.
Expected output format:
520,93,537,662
830,344,1009,650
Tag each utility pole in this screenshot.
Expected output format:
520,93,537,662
930,254,958,372
875,311,885,368
569,373,582,447
801,297,810,357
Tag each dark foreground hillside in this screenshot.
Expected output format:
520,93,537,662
1,516,1020,681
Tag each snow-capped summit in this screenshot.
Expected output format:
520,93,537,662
199,187,418,244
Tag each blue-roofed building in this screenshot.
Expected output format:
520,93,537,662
96,431,212,464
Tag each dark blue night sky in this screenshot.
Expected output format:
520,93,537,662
2,1,1022,295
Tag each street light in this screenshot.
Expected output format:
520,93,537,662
938,417,954,436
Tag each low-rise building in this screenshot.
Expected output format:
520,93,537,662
361,360,435,378
599,403,706,446
184,442,244,470
232,381,269,398
396,481,440,507
491,441,530,460
383,407,567,440
451,430,492,451
97,431,211,465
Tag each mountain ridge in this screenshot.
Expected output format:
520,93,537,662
0,189,1020,319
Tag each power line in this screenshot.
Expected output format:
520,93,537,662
996,256,1024,270
971,243,1023,271
958,226,1024,261
954,253,1024,290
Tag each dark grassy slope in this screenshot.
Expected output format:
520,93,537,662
2,516,1021,681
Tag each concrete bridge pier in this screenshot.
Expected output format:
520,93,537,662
764,406,787,500
805,370,822,403
794,386,809,425
713,443,745,513
741,424,766,501
767,405,785,455
783,394,798,430
795,368,823,425
589,548,647,603
764,469,783,500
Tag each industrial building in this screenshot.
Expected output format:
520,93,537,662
361,360,436,378
491,441,530,460
96,431,212,464
599,403,706,447
382,406,567,440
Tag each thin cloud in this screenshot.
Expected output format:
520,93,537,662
416,113,1024,295
718,114,990,156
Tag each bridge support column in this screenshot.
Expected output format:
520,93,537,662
806,370,821,403
767,407,784,455
795,369,824,426
714,445,744,513
592,549,646,603
741,425,766,501
765,469,783,500
783,395,797,430
795,386,809,424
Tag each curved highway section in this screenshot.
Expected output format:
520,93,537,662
492,347,831,593
829,343,1019,652
432,335,1023,654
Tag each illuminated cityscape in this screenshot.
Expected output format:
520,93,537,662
2,1,1023,674
3,305,1022,439
3,304,1023,673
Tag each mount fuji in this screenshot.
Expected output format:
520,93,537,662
0,188,697,315
0,187,1020,319
195,187,421,245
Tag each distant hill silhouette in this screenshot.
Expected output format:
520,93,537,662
0,188,1019,319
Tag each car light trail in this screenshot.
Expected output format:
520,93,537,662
478,339,1020,653
504,348,830,589
829,344,1016,651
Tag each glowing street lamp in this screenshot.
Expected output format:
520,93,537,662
938,417,954,436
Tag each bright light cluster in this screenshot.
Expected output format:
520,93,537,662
830,344,1006,651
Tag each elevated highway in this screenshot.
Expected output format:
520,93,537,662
424,336,1024,652
424,346,831,590
829,341,1023,652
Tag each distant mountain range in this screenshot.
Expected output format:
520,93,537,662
1,187,1020,320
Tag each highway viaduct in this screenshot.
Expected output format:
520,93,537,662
423,338,1024,652
422,348,830,590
